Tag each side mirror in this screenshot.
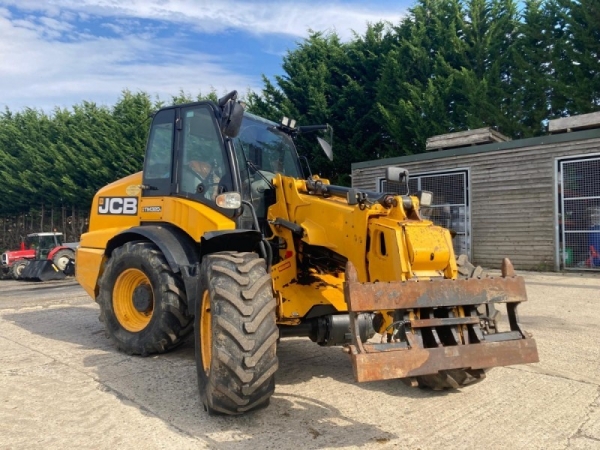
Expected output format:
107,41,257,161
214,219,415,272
218,90,244,138
386,167,409,185
317,124,334,161
385,167,410,195
294,122,334,161
317,137,333,161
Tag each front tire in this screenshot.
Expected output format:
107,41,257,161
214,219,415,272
11,259,29,280
195,252,278,415
415,255,490,390
97,241,193,355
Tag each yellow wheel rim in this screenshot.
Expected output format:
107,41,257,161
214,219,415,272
113,268,154,332
200,290,212,374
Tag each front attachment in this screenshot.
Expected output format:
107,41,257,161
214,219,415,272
344,259,539,383
19,260,67,282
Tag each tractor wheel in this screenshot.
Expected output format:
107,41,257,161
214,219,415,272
97,241,193,355
52,248,75,271
195,251,278,415
11,259,29,280
415,255,490,390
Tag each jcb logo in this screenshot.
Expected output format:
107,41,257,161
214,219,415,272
98,197,138,215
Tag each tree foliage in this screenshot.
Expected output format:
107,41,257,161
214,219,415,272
249,0,600,183
1,0,599,249
0,89,217,249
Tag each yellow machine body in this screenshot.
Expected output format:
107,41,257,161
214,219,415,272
77,101,538,397
268,175,457,323
77,172,236,299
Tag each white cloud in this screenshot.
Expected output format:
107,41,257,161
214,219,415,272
0,1,408,111
0,12,258,111
0,0,405,40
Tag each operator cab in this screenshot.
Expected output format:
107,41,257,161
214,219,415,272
141,99,304,231
26,232,63,259
143,104,234,206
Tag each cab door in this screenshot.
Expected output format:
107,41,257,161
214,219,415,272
175,105,233,204
142,108,176,197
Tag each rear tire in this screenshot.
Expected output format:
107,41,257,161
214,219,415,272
52,248,75,271
11,259,29,280
415,255,489,390
195,251,278,415
97,241,193,355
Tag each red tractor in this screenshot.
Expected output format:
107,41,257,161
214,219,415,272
1,232,76,280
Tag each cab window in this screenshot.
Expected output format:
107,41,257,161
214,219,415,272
179,106,230,201
143,109,175,196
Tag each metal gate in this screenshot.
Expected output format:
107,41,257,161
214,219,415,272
380,169,471,259
559,156,600,270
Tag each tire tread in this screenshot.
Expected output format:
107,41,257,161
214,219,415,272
97,241,193,356
197,251,278,415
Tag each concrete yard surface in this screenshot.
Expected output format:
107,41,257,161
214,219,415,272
0,272,599,449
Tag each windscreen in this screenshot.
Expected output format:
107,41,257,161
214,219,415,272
233,113,303,227
234,114,302,180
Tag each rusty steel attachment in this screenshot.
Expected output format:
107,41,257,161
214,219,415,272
344,260,539,383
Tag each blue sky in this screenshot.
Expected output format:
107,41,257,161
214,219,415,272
0,1,412,112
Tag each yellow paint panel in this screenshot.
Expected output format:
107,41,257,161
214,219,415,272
271,250,298,292
75,247,105,300
82,170,236,302
88,171,235,240
367,223,408,282
159,197,235,240
276,175,374,282
278,272,347,319
79,227,133,250
89,172,143,232
404,224,452,273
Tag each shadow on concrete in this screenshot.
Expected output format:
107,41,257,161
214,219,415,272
3,306,406,448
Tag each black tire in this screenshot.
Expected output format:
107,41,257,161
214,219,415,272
97,241,193,355
415,254,489,390
195,251,278,415
456,254,498,329
52,248,75,271
11,259,29,280
416,368,486,390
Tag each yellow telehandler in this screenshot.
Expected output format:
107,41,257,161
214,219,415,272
76,91,538,415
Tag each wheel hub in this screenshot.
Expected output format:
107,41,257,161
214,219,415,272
133,284,153,313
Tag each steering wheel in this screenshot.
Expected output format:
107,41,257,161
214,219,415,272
184,162,220,196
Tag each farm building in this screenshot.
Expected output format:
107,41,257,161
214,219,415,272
351,112,600,272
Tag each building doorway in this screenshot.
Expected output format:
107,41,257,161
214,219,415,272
558,155,600,270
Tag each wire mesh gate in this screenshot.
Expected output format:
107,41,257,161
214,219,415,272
380,170,471,259
559,156,600,270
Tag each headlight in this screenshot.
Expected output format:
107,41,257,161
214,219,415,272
416,191,433,207
215,192,241,209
